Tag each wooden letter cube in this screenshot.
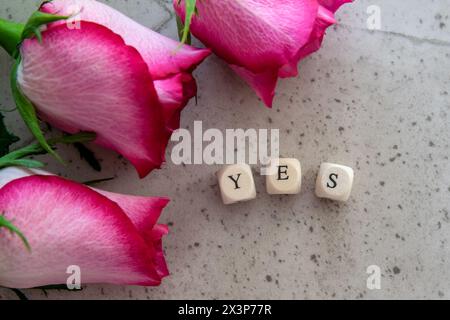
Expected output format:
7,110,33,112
315,163,354,202
266,158,302,195
216,164,256,205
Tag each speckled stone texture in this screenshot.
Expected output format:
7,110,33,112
0,0,449,300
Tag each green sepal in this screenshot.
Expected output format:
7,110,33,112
177,0,197,45
176,15,191,45
20,11,69,45
0,214,30,251
9,11,69,164
0,19,24,57
10,57,63,163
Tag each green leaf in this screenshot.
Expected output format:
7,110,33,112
36,284,82,291
0,214,30,251
10,57,63,163
0,142,47,166
83,177,114,186
55,132,96,145
9,288,28,300
0,132,96,169
74,142,101,172
0,113,19,157
177,0,197,45
20,11,68,44
5,159,45,168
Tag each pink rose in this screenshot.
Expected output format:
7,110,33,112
16,0,210,178
174,0,351,107
0,167,169,288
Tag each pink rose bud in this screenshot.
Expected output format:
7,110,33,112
174,0,351,107
0,167,170,288
17,0,210,178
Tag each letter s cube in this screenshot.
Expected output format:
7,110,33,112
216,164,257,205
315,163,354,202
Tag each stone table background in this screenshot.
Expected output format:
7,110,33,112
0,0,449,300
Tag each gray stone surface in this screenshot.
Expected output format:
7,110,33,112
0,0,449,299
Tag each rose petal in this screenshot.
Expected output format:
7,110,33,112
92,192,170,277
230,65,279,108
0,168,170,279
0,175,168,288
174,0,351,107
318,0,352,13
154,73,197,132
0,166,170,243
174,0,318,74
41,0,210,129
98,190,169,235
147,224,170,278
279,5,336,78
0,167,42,189
18,22,168,178
42,0,210,80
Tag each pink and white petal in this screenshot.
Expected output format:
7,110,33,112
18,22,168,178
278,60,300,79
280,4,336,78
97,189,169,234
174,0,319,74
0,167,48,189
318,0,352,13
0,167,170,269
154,73,197,132
0,175,167,288
230,65,279,108
96,190,171,278
149,224,170,278
0,167,169,234
41,0,211,80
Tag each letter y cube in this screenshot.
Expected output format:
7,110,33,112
216,164,257,205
